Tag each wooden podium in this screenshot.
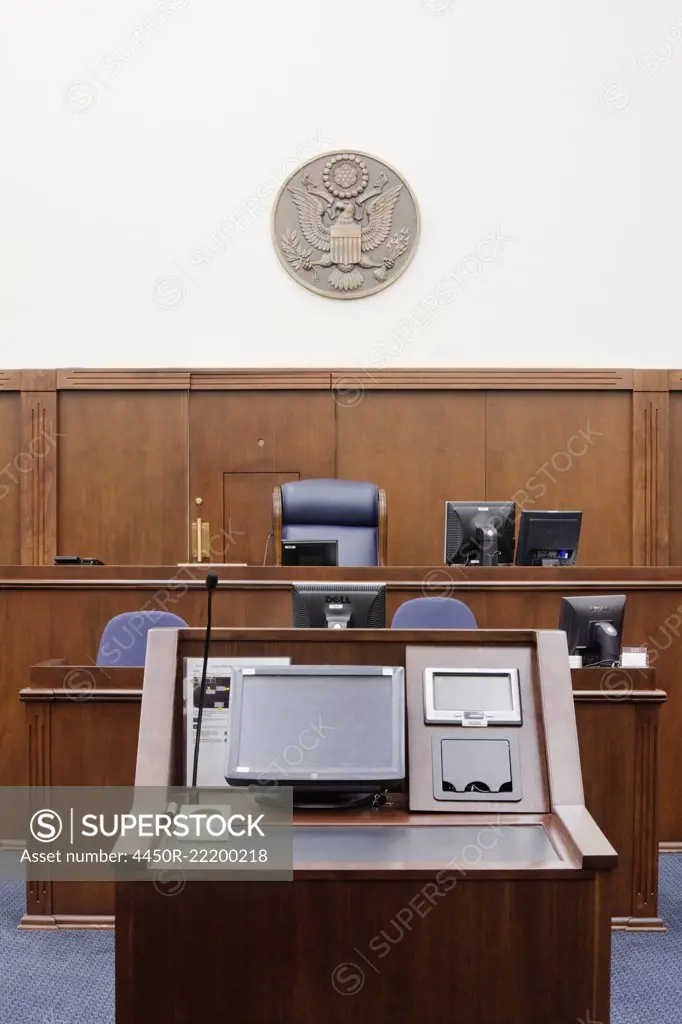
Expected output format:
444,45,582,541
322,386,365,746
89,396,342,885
115,628,616,1024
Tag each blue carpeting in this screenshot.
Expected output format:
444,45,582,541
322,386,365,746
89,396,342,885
0,882,114,1024
0,858,681,1022
611,855,682,1023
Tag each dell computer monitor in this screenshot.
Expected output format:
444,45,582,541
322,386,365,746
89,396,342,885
559,594,626,667
225,665,405,800
281,540,338,567
444,501,515,566
515,510,582,566
292,583,386,629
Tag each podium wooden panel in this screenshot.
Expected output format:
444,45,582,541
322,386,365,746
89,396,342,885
111,627,616,1024
20,661,662,931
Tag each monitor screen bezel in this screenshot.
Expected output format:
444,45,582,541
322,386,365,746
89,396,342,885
423,667,522,725
225,665,406,787
281,540,339,567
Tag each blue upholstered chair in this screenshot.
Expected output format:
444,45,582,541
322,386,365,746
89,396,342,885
390,597,477,629
96,611,188,667
273,478,387,567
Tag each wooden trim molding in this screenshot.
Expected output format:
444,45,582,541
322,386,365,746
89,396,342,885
20,688,143,701
7,574,682,591
0,370,21,391
378,487,388,566
632,703,661,923
25,700,53,919
57,369,331,390
272,486,282,565
631,390,669,565
190,371,332,389
633,370,669,392
0,367,656,391
19,370,57,392
19,914,115,931
330,368,635,390
19,390,58,565
57,369,192,389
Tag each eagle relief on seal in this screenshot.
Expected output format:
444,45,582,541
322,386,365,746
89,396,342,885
272,151,420,299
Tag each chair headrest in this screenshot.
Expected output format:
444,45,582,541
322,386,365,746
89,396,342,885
281,479,379,526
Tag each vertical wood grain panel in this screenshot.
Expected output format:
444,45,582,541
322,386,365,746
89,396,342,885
633,703,660,918
336,391,486,566
485,392,632,565
20,391,58,565
189,392,334,562
0,393,21,564
57,391,188,564
668,393,682,565
25,700,53,917
631,391,669,565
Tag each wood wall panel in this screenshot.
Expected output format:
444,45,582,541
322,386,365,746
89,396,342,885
0,367,677,567
20,391,58,565
485,392,632,565
224,472,299,565
631,390,669,565
0,393,22,564
188,392,334,562
336,391,486,565
57,392,188,564
668,392,682,566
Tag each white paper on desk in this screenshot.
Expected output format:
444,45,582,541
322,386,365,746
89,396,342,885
184,657,290,787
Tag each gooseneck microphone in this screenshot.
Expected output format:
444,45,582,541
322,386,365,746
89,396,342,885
191,570,219,788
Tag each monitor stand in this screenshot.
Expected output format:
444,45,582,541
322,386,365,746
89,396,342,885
293,790,385,810
475,526,499,566
255,790,385,811
324,602,351,628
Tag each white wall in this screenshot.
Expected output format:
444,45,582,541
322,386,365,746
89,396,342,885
1,0,681,369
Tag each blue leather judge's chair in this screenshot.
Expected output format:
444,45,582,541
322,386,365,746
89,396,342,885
390,597,477,629
273,478,387,567
96,611,188,667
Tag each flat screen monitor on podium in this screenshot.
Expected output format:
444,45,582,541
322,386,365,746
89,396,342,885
292,583,386,629
225,665,405,804
515,510,582,566
444,501,515,566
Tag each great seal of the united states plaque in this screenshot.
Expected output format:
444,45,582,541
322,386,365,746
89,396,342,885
272,150,420,299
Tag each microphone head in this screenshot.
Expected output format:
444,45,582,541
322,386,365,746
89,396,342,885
205,571,219,591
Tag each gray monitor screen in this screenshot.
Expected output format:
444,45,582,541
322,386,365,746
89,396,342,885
433,673,514,712
226,668,405,783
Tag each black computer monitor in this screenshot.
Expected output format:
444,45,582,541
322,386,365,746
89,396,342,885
281,540,338,567
444,501,515,566
292,583,386,629
559,594,626,666
225,665,405,802
515,510,582,566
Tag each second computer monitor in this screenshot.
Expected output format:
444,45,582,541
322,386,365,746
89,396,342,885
444,502,515,566
559,594,626,666
292,583,386,629
281,540,338,567
515,510,582,566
